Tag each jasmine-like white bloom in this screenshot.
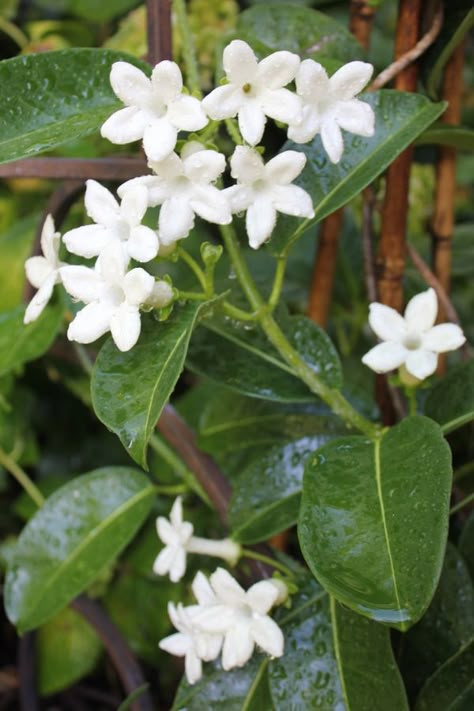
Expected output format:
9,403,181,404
202,40,301,146
63,180,159,263
60,244,165,352
362,288,466,380
101,61,208,161
119,142,231,246
24,215,64,324
153,497,241,582
159,602,222,685
224,146,314,249
288,60,375,163
192,568,285,671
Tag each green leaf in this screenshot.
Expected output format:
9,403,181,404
4,466,154,632
187,314,342,402
70,0,139,22
415,638,474,711
0,49,150,164
0,302,64,377
37,606,102,696
424,359,474,433
270,91,446,254
459,511,474,582
92,303,208,469
416,125,474,151
298,416,452,630
0,215,36,310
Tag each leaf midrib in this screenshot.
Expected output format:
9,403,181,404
330,596,351,711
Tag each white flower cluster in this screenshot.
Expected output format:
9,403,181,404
154,498,288,684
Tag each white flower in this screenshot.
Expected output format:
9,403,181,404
159,602,222,685
192,568,284,671
224,146,314,249
101,61,208,161
153,497,241,582
63,180,159,263
24,215,64,324
60,244,161,352
288,60,375,163
362,288,466,380
202,40,301,146
118,142,231,246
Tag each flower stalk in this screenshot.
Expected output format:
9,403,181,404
0,446,44,509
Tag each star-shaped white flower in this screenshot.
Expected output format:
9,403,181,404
202,40,301,146
63,180,159,263
24,215,64,324
119,142,232,246
288,60,375,163
192,568,284,671
101,61,208,161
60,244,163,352
159,602,222,685
153,496,194,583
362,288,466,380
224,146,314,249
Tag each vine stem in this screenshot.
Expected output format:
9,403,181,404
177,247,208,291
241,549,294,578
0,446,44,508
173,0,201,96
450,492,474,516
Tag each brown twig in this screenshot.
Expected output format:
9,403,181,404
361,187,378,304
308,211,343,326
370,5,443,91
0,157,147,180
147,0,172,65
349,1,377,49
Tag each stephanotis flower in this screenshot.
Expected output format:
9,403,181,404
224,146,314,249
153,497,241,582
119,142,232,246
362,288,466,381
24,215,65,324
202,40,301,146
63,180,159,263
101,60,208,161
288,60,375,164
60,244,172,352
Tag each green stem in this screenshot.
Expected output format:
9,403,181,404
198,119,220,143
149,434,211,505
450,492,474,515
453,461,474,482
225,118,244,146
154,484,188,496
268,256,287,311
74,343,93,376
0,18,28,48
241,548,294,578
219,224,262,311
0,446,44,508
177,290,208,301
173,0,201,96
177,247,208,292
222,301,260,322
406,387,417,416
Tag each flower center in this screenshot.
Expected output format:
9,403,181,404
242,83,252,94
403,333,422,350
252,178,267,192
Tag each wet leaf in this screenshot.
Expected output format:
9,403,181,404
0,215,37,309
459,511,474,582
415,638,474,711
416,125,474,151
424,359,474,433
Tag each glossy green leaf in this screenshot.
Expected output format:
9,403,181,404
4,466,154,632
298,416,452,630
37,606,102,696
0,49,150,164
0,302,64,377
459,511,474,582
92,303,209,469
415,638,474,711
416,125,474,151
424,359,474,433
0,215,36,309
187,314,342,402
271,91,445,254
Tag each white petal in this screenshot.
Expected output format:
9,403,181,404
404,288,438,333
320,119,344,164
185,650,202,685
159,198,195,244
202,84,242,120
96,243,128,284
192,605,236,634
101,106,148,145
110,61,151,106
24,272,56,324
222,625,254,670
210,568,246,606
169,547,187,583
265,150,306,185
336,99,375,137
223,185,254,213
287,104,321,144
238,102,266,146
257,51,300,89
251,616,284,657
195,632,222,662
167,95,208,131
153,545,175,575
246,581,279,615
405,349,438,380
183,149,226,184
109,303,141,352
127,226,159,263
63,224,113,258
295,60,329,99
40,215,59,265
120,184,148,226
189,185,232,225
192,572,216,606
368,303,407,342
246,197,277,249
118,176,166,205
25,256,52,289
423,324,466,353
260,88,302,125
223,40,258,85
143,120,178,162
329,61,374,100
229,145,264,183
159,632,189,657
123,268,155,306
151,60,183,103
67,302,112,344
362,342,407,373
271,185,314,219
85,180,120,227
60,265,102,303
